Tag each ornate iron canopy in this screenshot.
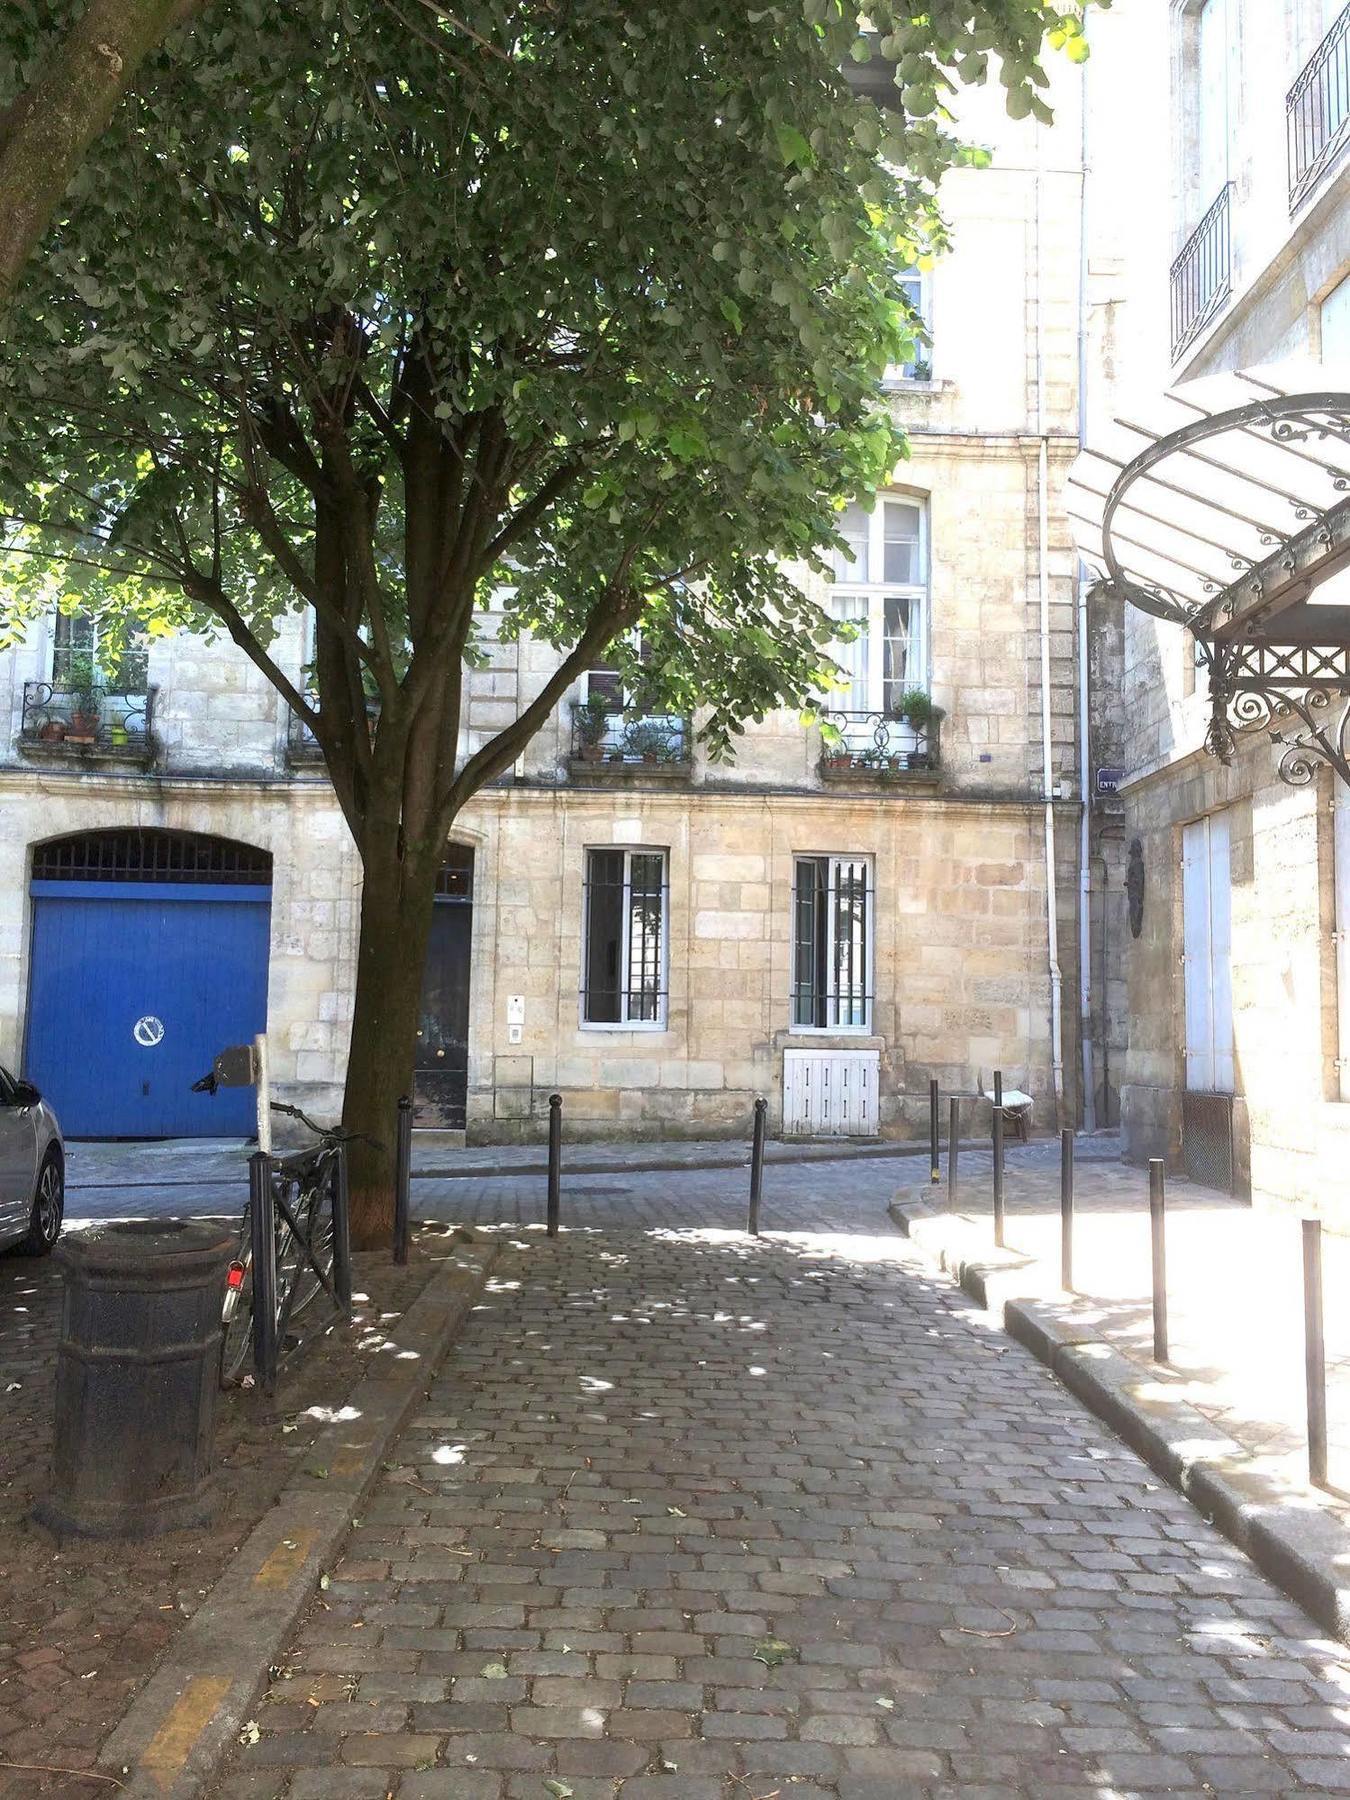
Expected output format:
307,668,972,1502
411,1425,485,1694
1067,360,1350,788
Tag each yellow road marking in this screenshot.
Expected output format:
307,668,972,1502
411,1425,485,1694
140,1674,232,1789
253,1527,317,1589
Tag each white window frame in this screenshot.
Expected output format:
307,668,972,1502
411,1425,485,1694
883,267,934,386
827,496,929,744
579,845,669,1032
49,610,149,695
789,853,875,1035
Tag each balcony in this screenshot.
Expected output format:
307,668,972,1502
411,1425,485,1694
568,706,691,780
19,681,157,766
285,696,381,768
1289,4,1350,213
818,708,940,782
1170,184,1232,362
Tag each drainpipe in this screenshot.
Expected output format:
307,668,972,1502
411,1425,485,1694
1076,50,1097,1134
1034,127,1066,1123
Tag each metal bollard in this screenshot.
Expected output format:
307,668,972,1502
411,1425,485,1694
748,1097,767,1235
1060,1128,1074,1292
332,1139,353,1311
929,1077,941,1183
1148,1158,1168,1363
393,1094,413,1265
1303,1218,1329,1490
547,1093,562,1237
250,1151,278,1393
991,1070,1005,1248
948,1096,960,1208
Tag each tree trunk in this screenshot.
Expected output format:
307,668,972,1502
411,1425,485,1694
0,0,199,305
341,849,440,1250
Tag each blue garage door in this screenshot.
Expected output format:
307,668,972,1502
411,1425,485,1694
25,832,272,1138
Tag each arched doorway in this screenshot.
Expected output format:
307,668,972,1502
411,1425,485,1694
25,829,273,1137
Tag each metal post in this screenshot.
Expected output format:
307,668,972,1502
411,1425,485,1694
547,1093,562,1237
1304,1218,1328,1490
393,1094,412,1265
332,1139,353,1311
254,1032,272,1156
1060,1128,1074,1292
929,1077,941,1183
748,1097,767,1236
1148,1158,1168,1364
248,1150,277,1393
991,1070,1005,1248
948,1096,960,1209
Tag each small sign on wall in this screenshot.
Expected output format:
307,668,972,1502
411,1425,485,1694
506,995,525,1025
1095,766,1124,796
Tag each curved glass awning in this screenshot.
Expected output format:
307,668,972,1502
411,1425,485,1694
1067,359,1350,788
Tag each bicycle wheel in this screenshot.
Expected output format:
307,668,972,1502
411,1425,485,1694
278,1154,338,1332
220,1214,255,1386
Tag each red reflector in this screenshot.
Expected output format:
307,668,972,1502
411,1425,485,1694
227,1262,246,1290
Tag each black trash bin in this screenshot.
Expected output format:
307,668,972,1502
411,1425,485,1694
34,1218,234,1539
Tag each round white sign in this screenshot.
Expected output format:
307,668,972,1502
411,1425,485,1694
133,1015,165,1048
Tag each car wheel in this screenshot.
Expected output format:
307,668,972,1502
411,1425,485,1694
20,1152,63,1255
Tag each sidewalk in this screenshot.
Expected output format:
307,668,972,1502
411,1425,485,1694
891,1141,1350,1627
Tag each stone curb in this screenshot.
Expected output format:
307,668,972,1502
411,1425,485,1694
413,1136,993,1181
888,1192,1350,1644
97,1240,499,1798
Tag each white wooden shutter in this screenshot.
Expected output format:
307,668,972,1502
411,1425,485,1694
1334,785,1350,1100
1182,812,1234,1094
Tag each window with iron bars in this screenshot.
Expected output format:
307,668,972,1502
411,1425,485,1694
791,855,873,1032
581,847,668,1027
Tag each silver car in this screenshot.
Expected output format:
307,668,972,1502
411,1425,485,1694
0,1065,64,1255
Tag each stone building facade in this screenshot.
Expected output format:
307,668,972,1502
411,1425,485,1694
0,72,1109,1145
1078,0,1350,1205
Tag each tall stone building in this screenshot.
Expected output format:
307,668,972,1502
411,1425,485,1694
0,71,1107,1146
1074,0,1350,1205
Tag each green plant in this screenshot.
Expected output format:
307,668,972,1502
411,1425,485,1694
909,358,933,383
573,695,612,748
894,687,934,730
624,720,676,762
62,652,98,704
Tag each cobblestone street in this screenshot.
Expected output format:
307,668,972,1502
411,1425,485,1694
213,1224,1350,1800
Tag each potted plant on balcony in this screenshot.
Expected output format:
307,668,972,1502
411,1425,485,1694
572,695,610,762
893,688,940,770
64,654,101,743
625,720,670,765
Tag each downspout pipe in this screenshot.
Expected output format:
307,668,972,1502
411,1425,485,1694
1076,49,1097,1134
1035,128,1066,1123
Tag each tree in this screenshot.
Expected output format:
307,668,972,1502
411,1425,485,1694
0,0,206,307
0,0,1097,1245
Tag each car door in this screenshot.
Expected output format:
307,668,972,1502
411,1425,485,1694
0,1066,37,1242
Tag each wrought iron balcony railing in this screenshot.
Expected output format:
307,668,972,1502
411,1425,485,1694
1170,183,1232,362
819,708,940,778
19,680,156,762
1288,3,1350,213
569,709,691,771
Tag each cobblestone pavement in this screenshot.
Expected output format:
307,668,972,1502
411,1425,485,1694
212,1225,1350,1800
0,1234,443,1796
907,1149,1350,1505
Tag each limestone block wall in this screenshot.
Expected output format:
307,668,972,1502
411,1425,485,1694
453,784,1065,1143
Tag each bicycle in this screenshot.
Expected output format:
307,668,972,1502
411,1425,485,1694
213,1094,352,1386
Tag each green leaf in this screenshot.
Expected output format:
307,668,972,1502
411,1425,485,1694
773,122,814,168
753,1637,796,1669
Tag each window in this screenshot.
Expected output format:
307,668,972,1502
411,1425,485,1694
828,496,928,723
1181,812,1234,1094
581,847,668,1027
885,267,932,383
791,855,873,1032
52,611,148,693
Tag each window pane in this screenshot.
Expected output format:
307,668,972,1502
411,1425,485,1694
883,501,921,584
881,595,914,713
833,503,870,582
832,860,871,1029
793,858,827,1028
829,593,869,714
627,853,664,1023
584,849,625,1022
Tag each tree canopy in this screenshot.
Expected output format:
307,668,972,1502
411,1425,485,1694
0,0,1099,1232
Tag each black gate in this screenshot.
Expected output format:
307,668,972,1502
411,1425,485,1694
414,846,473,1129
